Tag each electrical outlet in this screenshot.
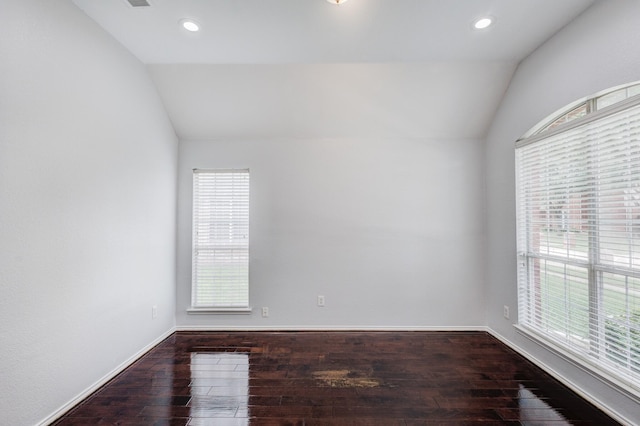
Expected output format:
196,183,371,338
317,295,325,307
262,307,269,318
152,305,157,319
503,305,510,320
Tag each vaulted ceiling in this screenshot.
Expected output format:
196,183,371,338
71,0,596,140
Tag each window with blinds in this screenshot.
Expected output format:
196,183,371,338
516,84,640,393
191,169,249,309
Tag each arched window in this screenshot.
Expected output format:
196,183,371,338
516,82,640,395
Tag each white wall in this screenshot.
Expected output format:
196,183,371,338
148,62,515,141
0,1,178,425
485,0,640,422
177,137,486,329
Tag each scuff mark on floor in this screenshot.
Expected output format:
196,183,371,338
312,369,380,388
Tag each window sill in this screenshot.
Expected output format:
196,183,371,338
514,323,640,403
187,307,253,315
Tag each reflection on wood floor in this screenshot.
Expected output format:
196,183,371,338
52,331,620,425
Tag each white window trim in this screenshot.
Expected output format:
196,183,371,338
516,88,640,402
190,168,251,312
187,307,252,315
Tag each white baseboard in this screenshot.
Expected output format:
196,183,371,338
486,328,633,426
175,325,489,332
37,327,176,426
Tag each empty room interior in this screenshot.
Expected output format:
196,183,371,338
3,0,640,424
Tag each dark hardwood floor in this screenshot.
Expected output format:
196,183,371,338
52,331,620,425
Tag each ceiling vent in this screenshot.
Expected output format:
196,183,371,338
126,0,151,7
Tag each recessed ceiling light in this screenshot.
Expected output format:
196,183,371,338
473,17,494,30
326,0,349,4
180,19,200,32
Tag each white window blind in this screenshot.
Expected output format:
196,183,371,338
516,97,640,392
192,169,249,308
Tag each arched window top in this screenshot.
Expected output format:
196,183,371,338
521,81,640,140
